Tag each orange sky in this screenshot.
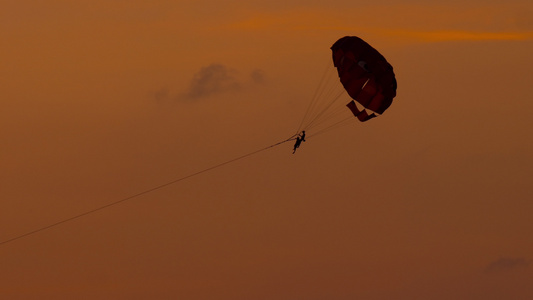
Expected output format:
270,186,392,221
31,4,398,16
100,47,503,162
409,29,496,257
1,1,532,299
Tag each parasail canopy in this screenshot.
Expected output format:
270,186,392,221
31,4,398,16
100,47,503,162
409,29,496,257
331,36,397,122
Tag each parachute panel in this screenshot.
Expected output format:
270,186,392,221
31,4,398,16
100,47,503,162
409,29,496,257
356,77,378,107
346,100,376,122
366,91,386,113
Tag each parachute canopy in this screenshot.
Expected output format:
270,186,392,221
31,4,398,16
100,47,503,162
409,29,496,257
331,36,397,122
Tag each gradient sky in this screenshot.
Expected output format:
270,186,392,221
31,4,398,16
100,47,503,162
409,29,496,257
1,1,532,299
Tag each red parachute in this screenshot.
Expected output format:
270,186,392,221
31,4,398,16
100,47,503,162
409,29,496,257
331,36,397,122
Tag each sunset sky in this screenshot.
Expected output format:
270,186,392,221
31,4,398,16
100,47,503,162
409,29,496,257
1,0,532,299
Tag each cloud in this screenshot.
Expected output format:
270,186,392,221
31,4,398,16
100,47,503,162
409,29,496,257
180,63,241,101
152,87,170,102
178,64,266,101
484,257,530,273
222,5,533,42
250,68,266,84
379,29,533,42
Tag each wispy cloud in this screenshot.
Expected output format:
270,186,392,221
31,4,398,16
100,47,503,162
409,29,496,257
222,4,533,42
378,29,533,42
167,64,267,102
250,68,266,84
152,87,170,102
179,64,241,101
484,257,530,273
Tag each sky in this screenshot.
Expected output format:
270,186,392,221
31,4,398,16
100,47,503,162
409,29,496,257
1,0,532,299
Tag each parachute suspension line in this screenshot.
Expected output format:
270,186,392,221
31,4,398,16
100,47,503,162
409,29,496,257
0,136,296,247
308,67,343,123
294,54,356,136
307,115,354,139
302,86,346,131
297,59,346,132
296,59,334,133
305,106,349,132
303,75,340,126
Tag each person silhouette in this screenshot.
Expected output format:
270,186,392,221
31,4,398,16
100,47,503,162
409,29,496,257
292,131,306,154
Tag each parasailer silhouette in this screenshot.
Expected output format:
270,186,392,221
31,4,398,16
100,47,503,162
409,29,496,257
292,131,306,154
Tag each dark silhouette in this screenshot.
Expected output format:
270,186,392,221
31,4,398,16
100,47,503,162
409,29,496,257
293,131,306,154
331,36,397,122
